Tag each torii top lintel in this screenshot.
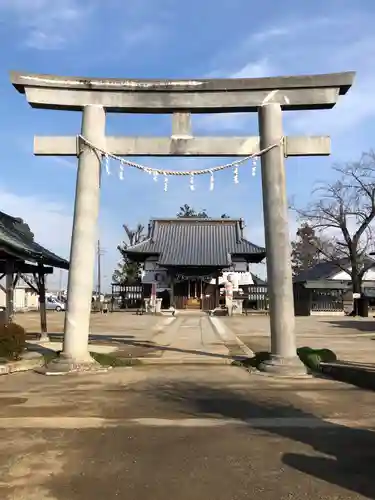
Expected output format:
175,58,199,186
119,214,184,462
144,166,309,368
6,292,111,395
10,71,355,113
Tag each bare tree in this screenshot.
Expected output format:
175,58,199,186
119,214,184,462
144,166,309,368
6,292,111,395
291,151,375,296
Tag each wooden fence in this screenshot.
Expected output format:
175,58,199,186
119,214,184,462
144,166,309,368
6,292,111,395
242,285,269,312
111,283,150,310
310,289,344,312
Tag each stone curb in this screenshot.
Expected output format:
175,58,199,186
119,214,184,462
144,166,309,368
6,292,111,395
139,356,232,365
208,316,254,357
0,353,44,375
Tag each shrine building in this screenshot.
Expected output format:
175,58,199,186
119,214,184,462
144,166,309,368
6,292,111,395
124,217,266,311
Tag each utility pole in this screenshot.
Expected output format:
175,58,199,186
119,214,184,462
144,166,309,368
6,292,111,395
58,269,63,294
96,240,106,298
97,239,101,297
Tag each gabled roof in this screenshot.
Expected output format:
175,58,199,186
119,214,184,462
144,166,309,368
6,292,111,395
293,257,375,283
0,211,69,270
125,218,265,267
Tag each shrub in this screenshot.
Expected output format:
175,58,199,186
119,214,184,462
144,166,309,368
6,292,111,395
235,346,338,374
315,348,337,363
0,322,27,361
303,352,323,371
296,346,313,358
297,346,337,372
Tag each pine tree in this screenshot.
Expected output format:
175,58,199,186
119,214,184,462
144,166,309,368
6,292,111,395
112,224,146,284
176,204,208,218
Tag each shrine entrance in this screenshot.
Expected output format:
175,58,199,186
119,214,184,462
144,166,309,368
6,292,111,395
10,70,355,374
173,275,219,311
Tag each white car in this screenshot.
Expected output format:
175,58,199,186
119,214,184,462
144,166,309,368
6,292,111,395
45,296,66,312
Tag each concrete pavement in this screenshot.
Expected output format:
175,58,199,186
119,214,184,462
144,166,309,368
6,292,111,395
221,315,375,364
148,313,232,364
1,365,375,499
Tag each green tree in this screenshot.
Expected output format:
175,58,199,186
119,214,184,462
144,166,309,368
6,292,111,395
112,223,146,285
177,204,208,218
176,205,231,218
291,223,326,276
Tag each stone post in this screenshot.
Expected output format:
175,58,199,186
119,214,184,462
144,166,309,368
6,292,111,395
55,105,106,371
37,267,48,342
258,103,305,374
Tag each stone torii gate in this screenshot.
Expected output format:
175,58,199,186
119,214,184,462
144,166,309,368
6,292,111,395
10,71,355,374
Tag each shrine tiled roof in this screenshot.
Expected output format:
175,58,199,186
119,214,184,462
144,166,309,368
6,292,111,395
125,218,265,267
0,210,69,269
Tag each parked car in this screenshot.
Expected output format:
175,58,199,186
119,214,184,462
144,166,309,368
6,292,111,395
45,296,66,312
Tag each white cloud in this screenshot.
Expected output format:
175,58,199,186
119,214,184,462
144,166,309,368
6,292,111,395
0,0,90,49
286,71,375,137
50,158,77,169
285,36,375,137
0,188,73,258
25,30,66,51
207,58,274,79
198,13,375,140
230,59,275,79
123,23,164,48
250,27,290,43
0,186,120,291
196,59,276,133
245,17,341,47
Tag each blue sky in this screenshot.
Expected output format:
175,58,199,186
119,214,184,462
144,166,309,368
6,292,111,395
0,0,374,290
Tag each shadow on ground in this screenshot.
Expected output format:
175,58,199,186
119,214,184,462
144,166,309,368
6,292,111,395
141,381,375,499
27,335,235,360
325,320,375,333
9,372,375,499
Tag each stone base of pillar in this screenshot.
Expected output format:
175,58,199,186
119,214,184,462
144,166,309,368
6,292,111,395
36,352,110,376
258,355,308,377
38,334,50,343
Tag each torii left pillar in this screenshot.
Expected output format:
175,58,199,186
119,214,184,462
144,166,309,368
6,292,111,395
50,105,106,373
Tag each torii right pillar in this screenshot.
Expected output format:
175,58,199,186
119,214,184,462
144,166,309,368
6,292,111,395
258,103,305,374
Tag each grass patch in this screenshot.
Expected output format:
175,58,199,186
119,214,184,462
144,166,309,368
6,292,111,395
90,351,142,367
42,350,142,367
233,347,337,374
232,351,271,371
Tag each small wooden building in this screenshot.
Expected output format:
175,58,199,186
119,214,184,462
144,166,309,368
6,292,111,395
124,217,266,311
0,210,69,331
293,258,375,316
0,279,39,311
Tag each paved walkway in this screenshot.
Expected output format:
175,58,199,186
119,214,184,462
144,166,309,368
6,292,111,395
152,314,232,364
27,313,237,364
